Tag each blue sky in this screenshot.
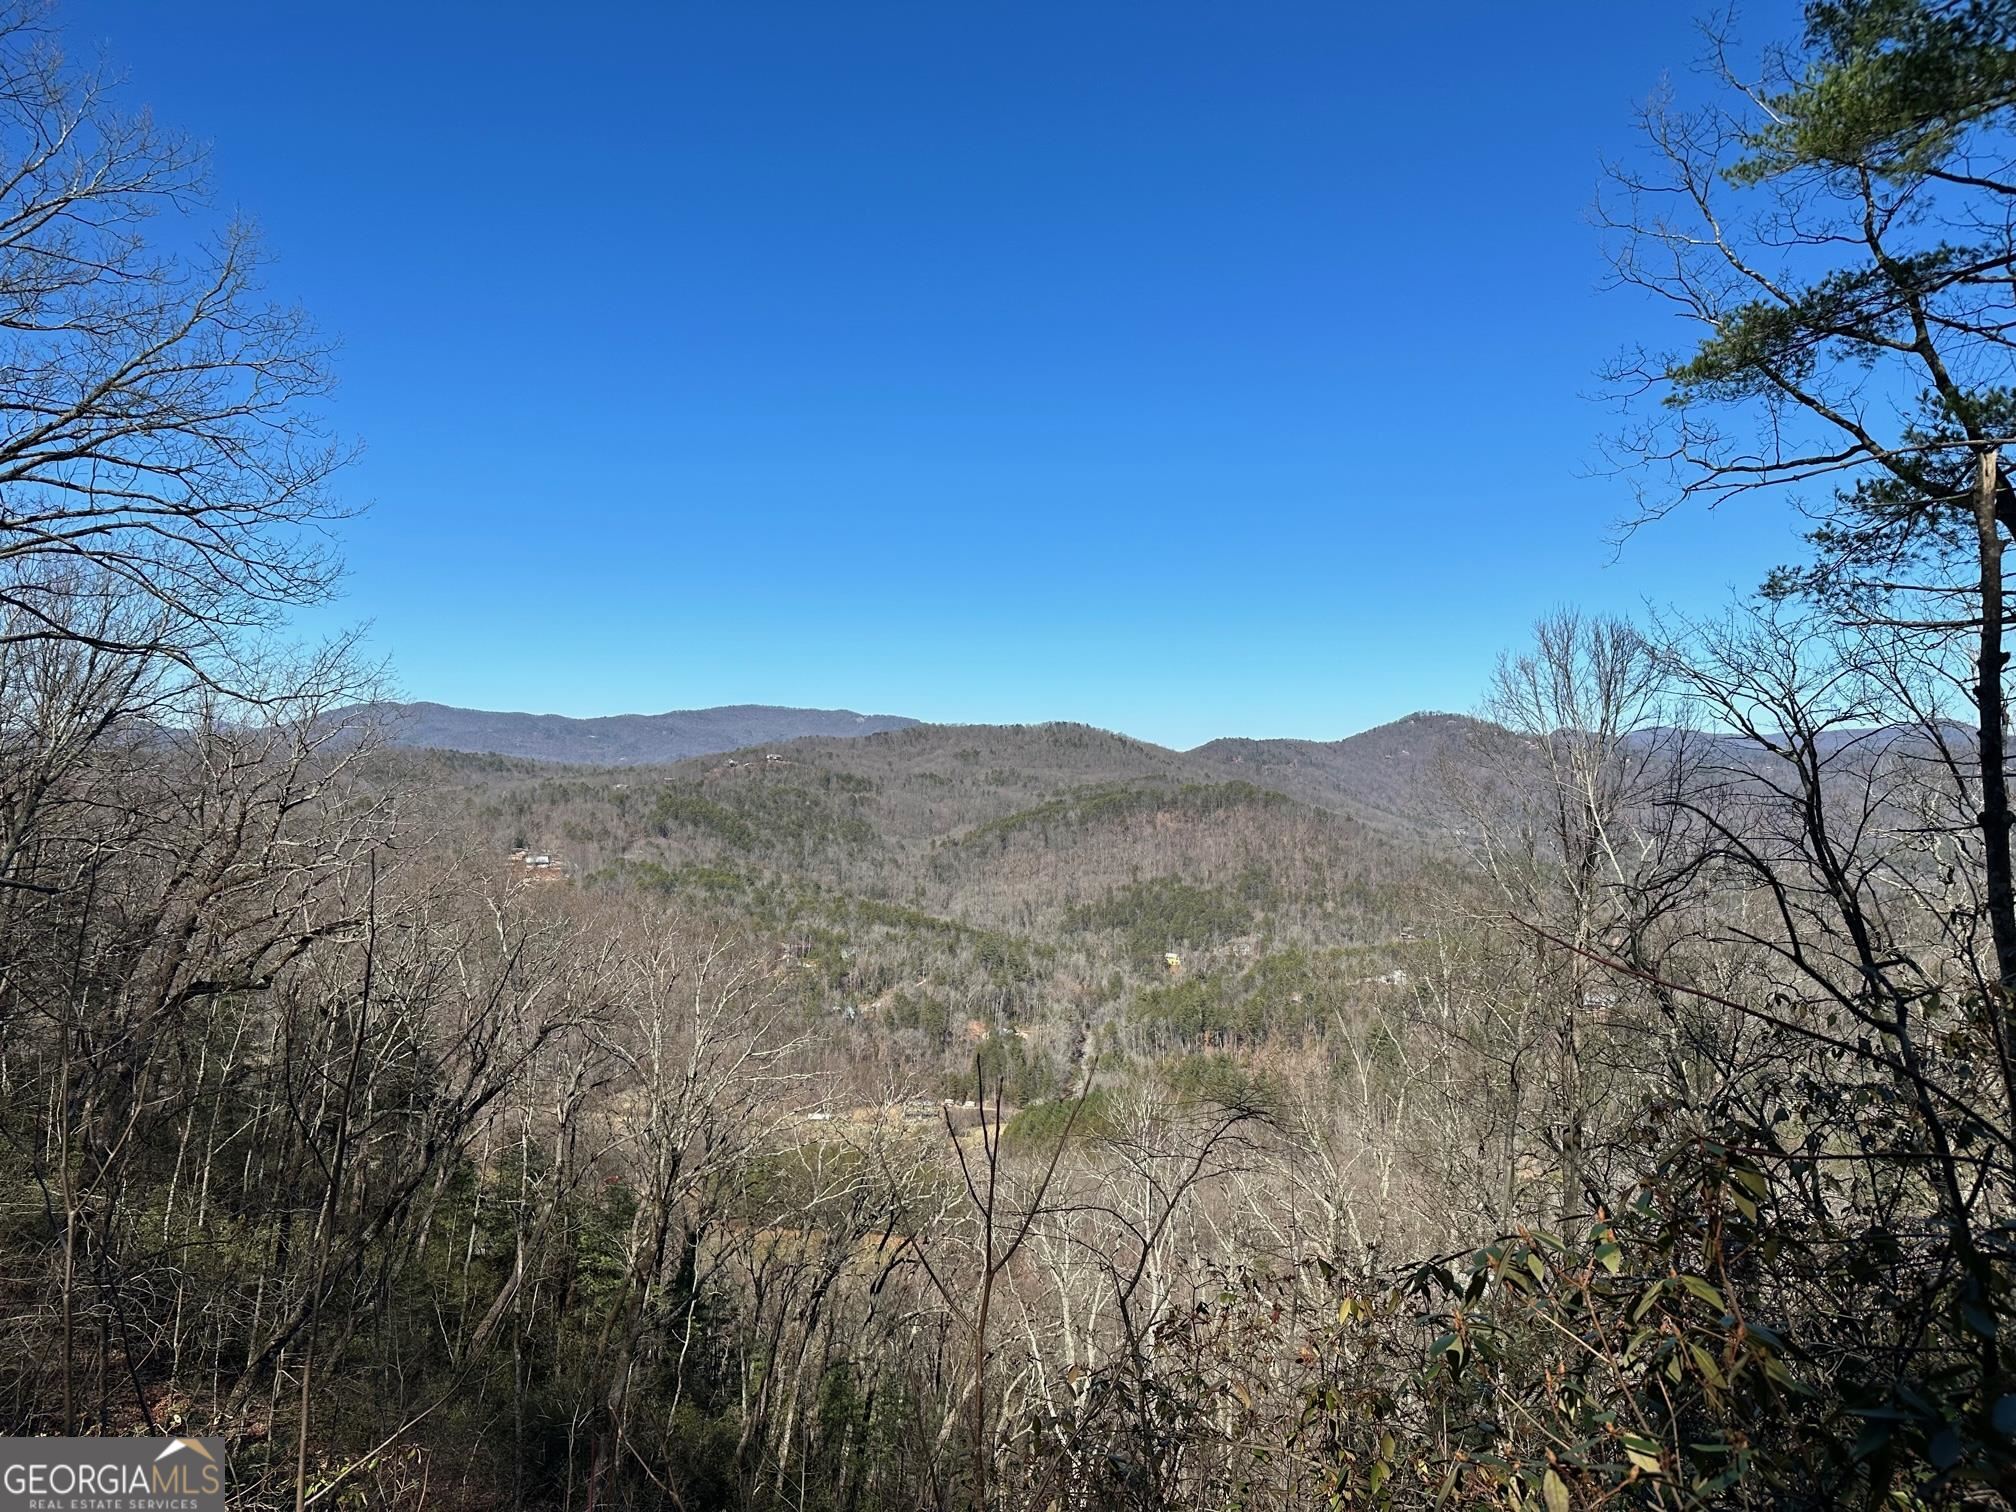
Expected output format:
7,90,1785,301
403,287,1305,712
68,0,1809,748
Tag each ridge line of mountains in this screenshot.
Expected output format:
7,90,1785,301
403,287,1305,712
351,699,1483,767
347,699,1514,836
349,700,923,766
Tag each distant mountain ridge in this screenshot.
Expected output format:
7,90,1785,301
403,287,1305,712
1190,711,1525,830
358,702,1529,836
351,701,921,765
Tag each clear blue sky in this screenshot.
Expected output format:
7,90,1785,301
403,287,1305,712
68,0,1809,749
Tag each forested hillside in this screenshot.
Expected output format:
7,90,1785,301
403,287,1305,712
385,720,1448,1112
8,3,2016,1510
1191,710,1528,832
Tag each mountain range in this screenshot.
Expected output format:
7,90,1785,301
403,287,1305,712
350,701,920,765
358,700,1518,845
354,697,1499,770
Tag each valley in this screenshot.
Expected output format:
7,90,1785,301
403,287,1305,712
393,714,1471,1110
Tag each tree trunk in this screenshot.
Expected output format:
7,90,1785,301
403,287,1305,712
1972,448,2016,1145
1977,448,2016,988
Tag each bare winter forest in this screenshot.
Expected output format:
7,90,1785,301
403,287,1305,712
9,1,2016,1507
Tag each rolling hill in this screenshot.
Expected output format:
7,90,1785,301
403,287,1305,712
1189,711,1531,831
